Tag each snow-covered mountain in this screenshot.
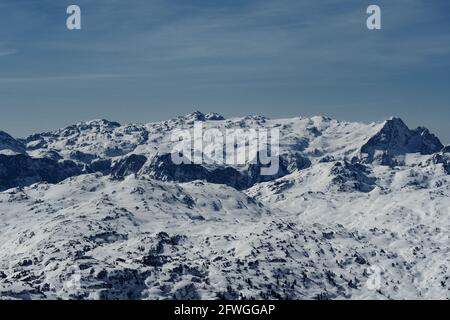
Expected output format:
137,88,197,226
0,131,26,155
0,112,448,300
359,117,443,165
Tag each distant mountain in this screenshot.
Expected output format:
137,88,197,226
0,131,26,155
0,112,448,300
0,154,83,191
1,112,444,192
360,117,443,165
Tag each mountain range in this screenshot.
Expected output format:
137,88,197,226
0,112,448,299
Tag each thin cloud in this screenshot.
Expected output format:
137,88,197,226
0,49,17,57
0,73,141,83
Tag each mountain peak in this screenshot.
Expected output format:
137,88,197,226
182,111,225,122
184,111,206,122
384,116,409,130
0,130,26,154
205,112,225,121
78,119,121,128
360,117,443,164
387,116,405,121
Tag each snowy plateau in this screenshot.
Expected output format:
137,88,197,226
0,111,448,300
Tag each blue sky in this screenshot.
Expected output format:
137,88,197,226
0,0,449,142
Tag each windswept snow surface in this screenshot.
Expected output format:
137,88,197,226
0,112,449,300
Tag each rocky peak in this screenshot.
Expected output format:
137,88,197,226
204,112,225,121
184,111,206,123
329,161,376,192
0,130,26,155
360,117,443,164
76,119,121,132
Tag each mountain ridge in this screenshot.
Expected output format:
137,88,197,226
0,113,445,192
0,112,448,300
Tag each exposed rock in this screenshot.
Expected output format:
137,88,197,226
111,154,147,179
0,154,83,191
0,131,26,154
360,117,443,165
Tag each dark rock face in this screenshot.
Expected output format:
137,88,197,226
142,153,303,190
360,118,443,165
69,151,97,164
283,153,311,172
0,131,26,154
244,153,310,186
183,111,206,123
410,127,443,153
142,153,211,183
428,153,450,174
205,112,225,121
330,161,376,192
246,156,288,185
111,154,147,179
40,150,63,161
88,158,112,175
0,154,83,191
206,166,249,190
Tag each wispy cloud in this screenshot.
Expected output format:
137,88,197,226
0,49,16,57
0,0,449,142
0,73,141,83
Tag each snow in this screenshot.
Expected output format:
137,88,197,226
0,112,448,300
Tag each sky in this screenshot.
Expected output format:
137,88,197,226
0,0,449,143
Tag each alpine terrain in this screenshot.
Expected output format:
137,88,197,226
0,112,448,300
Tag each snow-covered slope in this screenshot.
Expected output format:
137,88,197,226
22,113,383,165
0,112,448,300
23,119,148,161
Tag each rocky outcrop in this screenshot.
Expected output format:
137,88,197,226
329,161,376,192
0,154,83,191
141,153,302,190
0,131,26,154
360,117,443,165
426,152,450,174
111,154,148,179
